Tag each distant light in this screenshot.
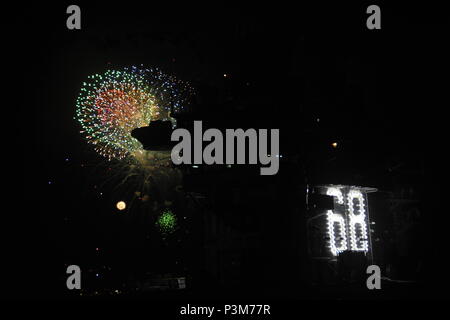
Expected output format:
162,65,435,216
331,142,338,148
116,201,126,211
316,118,320,122
223,73,227,78
65,158,69,162
192,165,199,168
48,181,52,185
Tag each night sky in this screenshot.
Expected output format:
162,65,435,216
4,1,449,304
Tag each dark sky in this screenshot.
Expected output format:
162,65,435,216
5,2,449,299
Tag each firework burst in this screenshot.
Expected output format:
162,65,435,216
75,66,193,162
156,209,178,235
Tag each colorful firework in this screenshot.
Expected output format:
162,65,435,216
155,209,178,235
75,66,193,161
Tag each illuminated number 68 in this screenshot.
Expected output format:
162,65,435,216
326,188,369,255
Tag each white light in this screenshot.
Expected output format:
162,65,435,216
327,187,344,204
327,210,348,256
324,187,371,255
347,190,368,252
